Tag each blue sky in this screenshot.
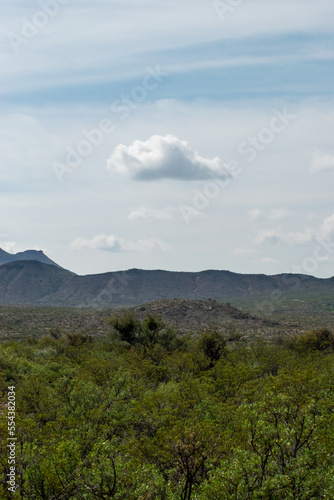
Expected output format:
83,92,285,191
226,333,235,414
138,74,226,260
1,0,334,276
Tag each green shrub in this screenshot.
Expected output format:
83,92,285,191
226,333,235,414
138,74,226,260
286,328,334,352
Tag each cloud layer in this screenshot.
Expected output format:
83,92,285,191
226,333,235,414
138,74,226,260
107,135,232,181
3,0,334,97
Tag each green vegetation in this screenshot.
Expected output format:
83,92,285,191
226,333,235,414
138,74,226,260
0,306,113,342
1,312,334,499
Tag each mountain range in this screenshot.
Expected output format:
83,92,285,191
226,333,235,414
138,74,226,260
0,248,333,308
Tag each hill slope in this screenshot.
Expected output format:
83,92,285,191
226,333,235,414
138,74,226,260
0,261,74,305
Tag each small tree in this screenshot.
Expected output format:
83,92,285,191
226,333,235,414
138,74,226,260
109,311,141,345
198,329,227,368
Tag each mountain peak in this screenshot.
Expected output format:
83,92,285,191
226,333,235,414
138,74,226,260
0,248,11,256
0,248,62,268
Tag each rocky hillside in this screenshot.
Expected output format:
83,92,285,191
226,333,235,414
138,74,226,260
132,298,280,332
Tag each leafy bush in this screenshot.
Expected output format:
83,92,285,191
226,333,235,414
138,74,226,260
286,327,334,352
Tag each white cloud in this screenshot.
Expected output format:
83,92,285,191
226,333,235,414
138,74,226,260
249,209,262,221
232,248,256,256
310,149,334,174
254,229,313,246
249,208,290,221
128,206,177,221
0,241,20,253
254,230,279,245
107,135,232,181
321,214,334,240
257,257,279,264
70,234,167,253
0,241,50,255
287,232,314,245
254,213,334,250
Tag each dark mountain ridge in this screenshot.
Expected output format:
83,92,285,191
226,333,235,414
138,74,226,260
0,258,333,308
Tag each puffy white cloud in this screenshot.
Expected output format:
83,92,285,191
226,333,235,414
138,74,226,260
70,234,167,253
128,206,177,221
107,135,232,181
310,149,334,173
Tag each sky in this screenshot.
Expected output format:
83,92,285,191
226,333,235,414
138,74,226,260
1,0,334,277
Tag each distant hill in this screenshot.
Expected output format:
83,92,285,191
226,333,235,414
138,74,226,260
132,298,280,333
0,260,333,308
0,298,283,341
0,248,62,268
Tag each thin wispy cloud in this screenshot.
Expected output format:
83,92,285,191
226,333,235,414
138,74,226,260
254,229,314,246
128,207,177,221
232,248,257,256
249,208,290,222
257,257,279,264
70,234,167,253
253,213,334,248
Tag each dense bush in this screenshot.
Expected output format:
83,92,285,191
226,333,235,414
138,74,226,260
286,327,334,352
0,320,334,498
